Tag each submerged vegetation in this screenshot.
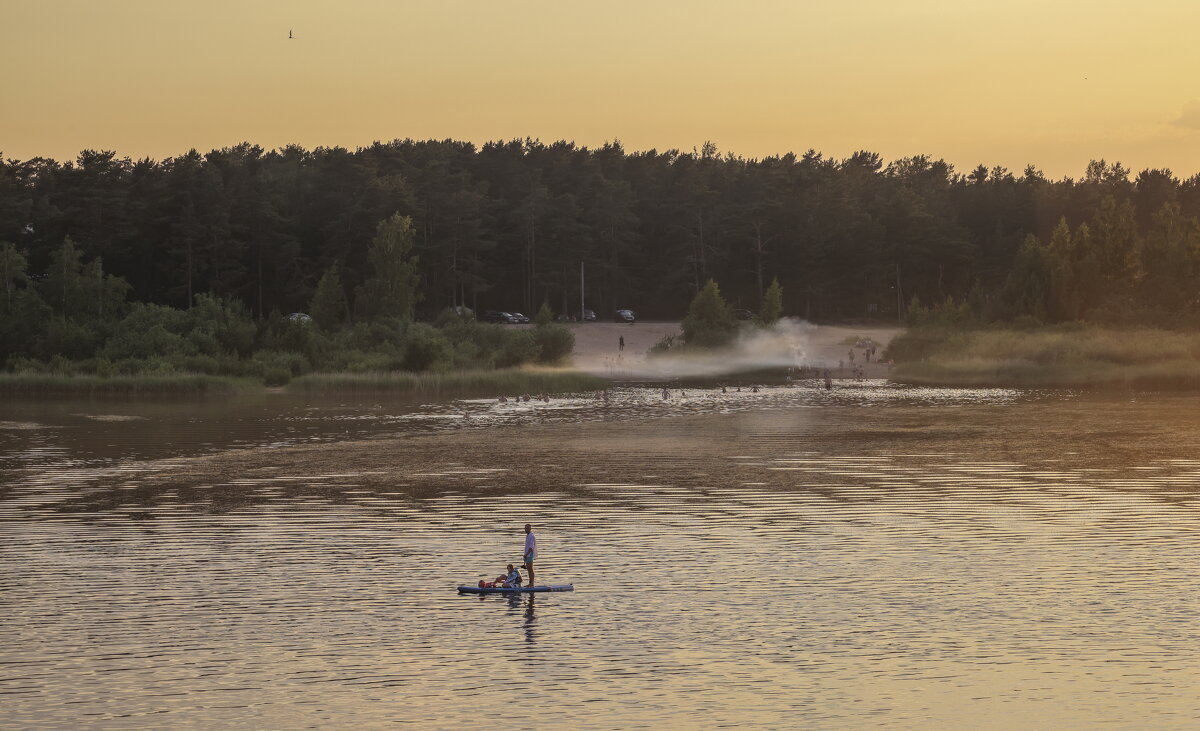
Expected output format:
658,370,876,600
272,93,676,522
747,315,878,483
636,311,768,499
888,326,1200,389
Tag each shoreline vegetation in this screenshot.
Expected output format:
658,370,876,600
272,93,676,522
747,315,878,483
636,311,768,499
887,326,1200,390
1,216,582,394
0,373,258,395
8,142,1200,397
0,368,606,397
289,369,606,396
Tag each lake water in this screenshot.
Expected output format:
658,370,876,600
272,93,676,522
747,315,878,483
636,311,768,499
3,384,1199,728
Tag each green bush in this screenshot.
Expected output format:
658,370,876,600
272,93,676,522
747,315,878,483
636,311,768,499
495,329,540,368
263,367,292,387
681,279,737,348
37,317,104,360
532,324,574,364
187,294,257,356
260,313,329,363
402,323,452,371
46,354,74,375
336,320,404,355
253,349,311,377
7,356,44,373
168,353,222,375
758,277,783,325
102,304,194,360
439,320,542,369
342,352,398,372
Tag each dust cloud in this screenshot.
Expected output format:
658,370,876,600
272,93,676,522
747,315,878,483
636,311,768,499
604,318,820,380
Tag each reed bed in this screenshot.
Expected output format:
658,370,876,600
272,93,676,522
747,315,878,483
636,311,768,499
289,368,607,396
0,373,257,396
889,327,1200,389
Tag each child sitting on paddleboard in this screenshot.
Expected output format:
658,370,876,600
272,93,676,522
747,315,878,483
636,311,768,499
504,564,522,587
481,564,523,589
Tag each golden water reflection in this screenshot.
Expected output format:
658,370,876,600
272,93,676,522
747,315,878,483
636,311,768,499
1,386,1198,728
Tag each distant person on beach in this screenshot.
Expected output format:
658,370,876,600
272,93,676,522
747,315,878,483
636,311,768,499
522,524,538,586
619,335,625,352
848,349,855,364
824,369,832,390
662,388,670,400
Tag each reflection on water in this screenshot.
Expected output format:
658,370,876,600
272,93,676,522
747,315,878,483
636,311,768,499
2,385,1199,728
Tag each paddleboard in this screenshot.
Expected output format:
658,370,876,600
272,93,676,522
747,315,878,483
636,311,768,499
457,584,574,594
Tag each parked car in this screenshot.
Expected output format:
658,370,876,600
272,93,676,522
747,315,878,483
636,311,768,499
286,312,312,323
554,313,574,323
484,310,519,324
580,309,597,322
613,309,635,323
732,308,754,321
509,311,531,324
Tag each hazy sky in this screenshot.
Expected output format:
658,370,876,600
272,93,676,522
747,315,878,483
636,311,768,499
4,0,1200,177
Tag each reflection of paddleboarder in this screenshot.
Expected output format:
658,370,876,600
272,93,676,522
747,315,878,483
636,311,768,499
522,523,537,586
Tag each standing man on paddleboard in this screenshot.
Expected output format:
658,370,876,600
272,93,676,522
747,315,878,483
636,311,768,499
523,523,538,587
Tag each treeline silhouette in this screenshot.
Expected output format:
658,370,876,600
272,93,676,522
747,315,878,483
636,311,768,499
2,139,1198,323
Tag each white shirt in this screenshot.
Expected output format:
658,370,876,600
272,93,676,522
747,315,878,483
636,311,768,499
524,532,537,560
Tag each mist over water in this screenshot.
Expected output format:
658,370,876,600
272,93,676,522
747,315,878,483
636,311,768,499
608,318,822,380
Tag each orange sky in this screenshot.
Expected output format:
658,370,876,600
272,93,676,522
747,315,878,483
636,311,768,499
4,1,1200,178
